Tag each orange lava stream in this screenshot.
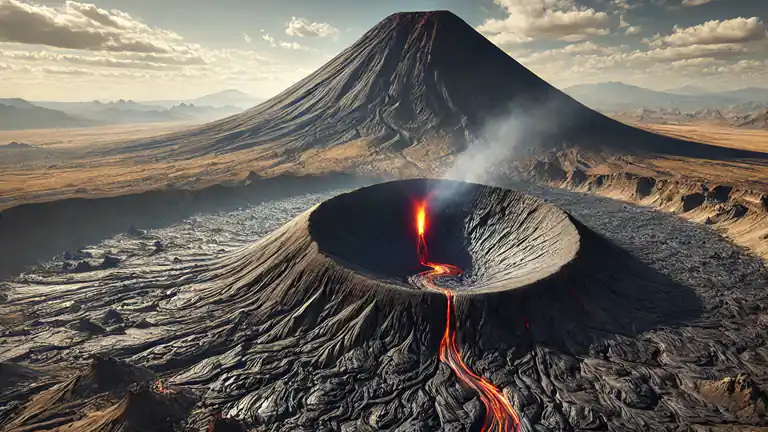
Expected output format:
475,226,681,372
416,202,521,432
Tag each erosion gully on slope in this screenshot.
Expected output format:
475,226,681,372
413,201,524,432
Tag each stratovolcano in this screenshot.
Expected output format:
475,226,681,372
113,10,765,167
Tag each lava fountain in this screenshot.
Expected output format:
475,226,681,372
414,201,522,432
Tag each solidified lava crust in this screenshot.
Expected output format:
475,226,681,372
2,179,766,431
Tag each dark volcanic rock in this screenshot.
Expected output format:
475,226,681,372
71,260,93,273
63,250,93,261
681,192,706,212
101,309,124,326
635,176,656,197
707,185,733,203
127,224,147,237
67,318,106,334
100,255,121,269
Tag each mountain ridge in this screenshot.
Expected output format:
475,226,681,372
565,82,768,112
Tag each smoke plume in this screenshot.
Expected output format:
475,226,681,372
432,95,578,207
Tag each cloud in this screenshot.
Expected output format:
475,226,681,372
648,17,767,48
477,0,613,45
618,14,641,34
285,17,339,38
259,33,307,50
0,49,194,70
279,41,307,50
619,14,629,28
612,0,640,9
0,0,196,54
262,33,276,47
243,33,252,44
110,52,208,66
681,0,713,6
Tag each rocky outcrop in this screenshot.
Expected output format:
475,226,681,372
526,157,768,260
699,374,768,425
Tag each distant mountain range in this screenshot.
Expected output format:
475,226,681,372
564,82,768,114
0,98,98,130
0,90,261,130
142,89,262,109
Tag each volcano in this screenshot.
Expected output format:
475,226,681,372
5,179,723,431
5,10,768,432
116,10,765,166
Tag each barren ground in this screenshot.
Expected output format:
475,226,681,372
2,120,768,260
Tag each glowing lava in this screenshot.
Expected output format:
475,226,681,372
415,201,522,432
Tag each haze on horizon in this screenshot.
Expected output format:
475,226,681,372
0,0,766,102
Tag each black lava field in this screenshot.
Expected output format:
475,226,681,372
1,180,766,432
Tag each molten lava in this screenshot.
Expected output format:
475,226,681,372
153,379,175,394
415,201,521,432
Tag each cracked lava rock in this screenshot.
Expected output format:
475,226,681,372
1,179,767,431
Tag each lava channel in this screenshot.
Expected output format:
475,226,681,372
415,201,522,432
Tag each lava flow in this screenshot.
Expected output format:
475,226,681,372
415,202,522,432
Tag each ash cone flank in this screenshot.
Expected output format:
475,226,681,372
117,11,765,163
174,179,700,356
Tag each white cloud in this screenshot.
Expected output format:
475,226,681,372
642,43,754,61
612,0,640,9
619,14,629,28
262,33,276,47
0,2,326,100
618,14,642,34
285,17,339,38
681,0,713,6
279,41,307,51
0,0,195,54
477,0,613,45
0,49,181,70
259,33,308,50
649,17,767,48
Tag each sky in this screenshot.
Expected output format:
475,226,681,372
0,0,766,101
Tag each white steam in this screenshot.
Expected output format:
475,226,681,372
430,96,579,208
444,97,574,185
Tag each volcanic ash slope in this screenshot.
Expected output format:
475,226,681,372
4,179,767,431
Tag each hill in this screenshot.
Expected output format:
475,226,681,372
144,89,261,109
707,87,768,103
187,89,258,108
0,99,98,130
563,82,742,111
666,85,709,96
31,99,243,125
735,108,768,129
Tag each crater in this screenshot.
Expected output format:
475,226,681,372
309,179,580,294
